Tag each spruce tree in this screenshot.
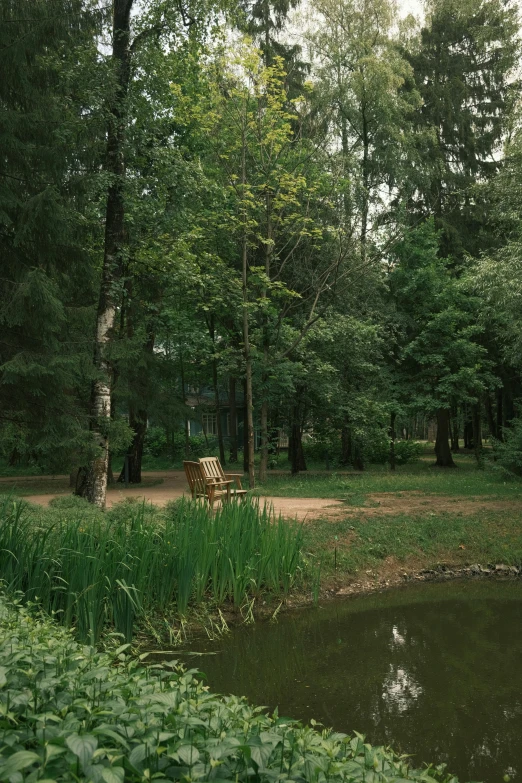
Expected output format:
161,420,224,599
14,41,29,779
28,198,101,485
0,0,101,471
406,0,518,260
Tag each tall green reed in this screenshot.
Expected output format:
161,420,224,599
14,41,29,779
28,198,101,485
0,496,303,643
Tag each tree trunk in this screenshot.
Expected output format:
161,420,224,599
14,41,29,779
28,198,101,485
289,394,307,475
503,374,515,427
107,392,118,485
496,389,503,441
8,448,20,467
485,394,497,441
389,411,396,472
213,366,226,466
118,406,147,483
435,408,456,467
243,380,249,474
117,324,154,484
179,348,190,459
450,407,460,452
463,405,473,449
241,129,255,487
289,421,307,475
207,315,226,466
259,398,269,481
353,443,364,471
229,377,238,463
360,108,369,266
472,404,482,464
340,417,352,466
76,0,133,508
107,453,115,485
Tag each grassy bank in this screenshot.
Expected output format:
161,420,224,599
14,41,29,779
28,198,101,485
0,496,302,643
0,593,463,783
305,510,522,584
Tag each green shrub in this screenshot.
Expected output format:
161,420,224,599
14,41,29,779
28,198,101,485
303,437,341,465
394,440,424,465
0,594,460,783
0,496,303,643
362,429,390,464
143,425,168,457
493,419,522,476
143,429,220,462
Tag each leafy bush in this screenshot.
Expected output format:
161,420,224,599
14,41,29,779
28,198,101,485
394,440,424,465
143,429,220,462
303,437,341,465
362,429,391,464
493,419,522,476
143,425,168,457
302,434,423,467
0,496,303,643
0,594,460,783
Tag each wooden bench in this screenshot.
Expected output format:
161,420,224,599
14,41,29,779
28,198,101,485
198,457,248,501
183,460,233,509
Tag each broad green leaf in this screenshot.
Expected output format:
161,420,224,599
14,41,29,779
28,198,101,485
65,734,98,770
101,766,124,783
0,751,41,777
177,745,200,766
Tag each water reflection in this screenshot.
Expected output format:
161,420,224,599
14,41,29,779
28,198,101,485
382,665,423,713
178,581,522,783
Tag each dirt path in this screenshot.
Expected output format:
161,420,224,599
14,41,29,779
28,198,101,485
340,491,522,517
20,471,343,521
8,470,521,520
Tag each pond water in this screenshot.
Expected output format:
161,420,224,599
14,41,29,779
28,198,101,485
176,581,522,783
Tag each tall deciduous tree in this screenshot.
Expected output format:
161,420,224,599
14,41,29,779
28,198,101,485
210,44,336,482
307,0,420,263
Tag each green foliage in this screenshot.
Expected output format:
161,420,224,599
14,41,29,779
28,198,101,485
0,0,102,473
0,497,303,643
389,221,491,413
143,426,168,457
406,0,519,259
492,420,522,477
394,440,424,466
0,594,462,783
141,429,221,461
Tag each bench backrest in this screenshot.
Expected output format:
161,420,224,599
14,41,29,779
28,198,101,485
183,461,207,498
199,456,226,484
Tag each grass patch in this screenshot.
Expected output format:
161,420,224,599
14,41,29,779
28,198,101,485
257,453,522,499
305,509,522,580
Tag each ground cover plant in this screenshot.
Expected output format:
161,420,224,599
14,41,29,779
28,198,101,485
0,593,462,783
0,497,303,643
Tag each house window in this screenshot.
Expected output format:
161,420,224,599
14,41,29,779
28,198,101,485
202,414,217,435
